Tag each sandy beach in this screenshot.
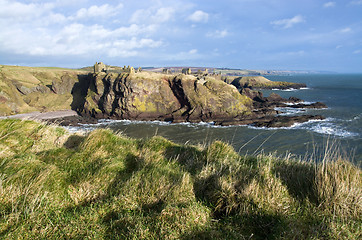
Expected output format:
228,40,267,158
0,110,78,121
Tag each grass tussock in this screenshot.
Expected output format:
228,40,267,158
0,119,361,239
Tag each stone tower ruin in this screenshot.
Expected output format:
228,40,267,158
94,62,107,73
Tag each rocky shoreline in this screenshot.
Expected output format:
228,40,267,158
43,93,326,129
71,72,326,128
38,110,326,129
0,66,327,128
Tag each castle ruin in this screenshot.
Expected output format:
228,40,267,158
94,62,107,73
122,65,135,74
182,68,191,75
162,68,171,74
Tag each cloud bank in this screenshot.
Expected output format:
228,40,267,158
0,0,361,72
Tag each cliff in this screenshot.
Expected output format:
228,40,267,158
230,76,306,90
0,65,88,116
81,71,253,122
0,65,325,127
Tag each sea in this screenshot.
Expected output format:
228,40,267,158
68,74,362,164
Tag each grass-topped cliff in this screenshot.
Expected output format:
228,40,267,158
0,65,303,119
82,71,252,122
229,76,306,90
0,119,361,239
0,65,89,116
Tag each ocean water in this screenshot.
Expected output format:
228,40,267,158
69,74,362,163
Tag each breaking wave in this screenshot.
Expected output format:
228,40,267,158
64,116,360,139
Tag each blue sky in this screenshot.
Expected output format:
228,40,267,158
1,0,362,72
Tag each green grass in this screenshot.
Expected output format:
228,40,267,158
0,119,361,239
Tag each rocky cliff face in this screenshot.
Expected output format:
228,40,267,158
231,76,306,90
0,65,87,115
80,72,253,122
1,65,327,128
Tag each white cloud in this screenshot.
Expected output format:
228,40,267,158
111,24,157,37
187,10,209,23
47,13,68,24
353,49,361,54
153,7,175,23
350,0,362,5
323,2,336,8
339,27,352,33
271,15,305,29
1,21,162,58
206,29,229,38
130,7,175,24
189,49,198,54
109,38,163,57
0,0,164,59
0,0,54,22
130,9,150,23
73,3,123,19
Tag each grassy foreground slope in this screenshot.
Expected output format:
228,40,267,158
0,119,361,239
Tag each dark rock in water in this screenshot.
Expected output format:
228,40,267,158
252,92,326,111
241,88,264,102
288,96,303,103
289,102,327,109
250,115,325,128
214,114,325,127
266,92,285,102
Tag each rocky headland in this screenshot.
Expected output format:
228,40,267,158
230,76,306,90
0,65,326,128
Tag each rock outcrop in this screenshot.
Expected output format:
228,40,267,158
12,81,51,95
51,74,77,94
80,72,253,123
0,65,86,115
79,71,326,128
231,76,306,90
0,65,327,128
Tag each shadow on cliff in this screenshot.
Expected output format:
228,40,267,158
70,74,91,113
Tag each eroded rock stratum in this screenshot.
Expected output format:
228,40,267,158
80,72,253,123
78,71,326,127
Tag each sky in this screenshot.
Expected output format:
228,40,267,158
1,0,362,72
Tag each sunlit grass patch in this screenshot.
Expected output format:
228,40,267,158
0,119,360,239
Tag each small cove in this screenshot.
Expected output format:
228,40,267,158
67,74,362,163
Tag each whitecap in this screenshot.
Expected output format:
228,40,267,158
173,121,216,128
63,125,95,133
280,88,298,92
246,118,325,131
275,107,305,115
271,88,297,91
247,118,359,138
296,118,359,138
309,124,358,138
345,114,362,122
283,101,315,106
